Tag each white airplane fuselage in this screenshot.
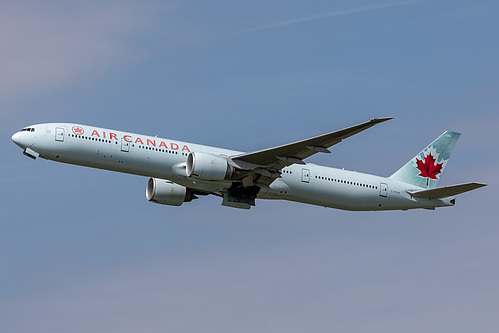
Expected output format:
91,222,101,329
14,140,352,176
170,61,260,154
12,123,455,211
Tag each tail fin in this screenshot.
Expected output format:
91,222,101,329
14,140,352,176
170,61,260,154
389,131,460,189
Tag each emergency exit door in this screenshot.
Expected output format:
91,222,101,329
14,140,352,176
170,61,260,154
301,169,310,183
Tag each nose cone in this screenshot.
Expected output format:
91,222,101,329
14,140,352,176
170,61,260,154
12,131,28,149
12,131,22,146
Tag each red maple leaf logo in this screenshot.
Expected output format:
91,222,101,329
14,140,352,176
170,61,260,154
72,126,84,135
416,153,443,185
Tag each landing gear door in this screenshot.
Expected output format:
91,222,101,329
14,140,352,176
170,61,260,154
380,182,388,197
121,138,130,152
301,168,310,183
55,127,65,142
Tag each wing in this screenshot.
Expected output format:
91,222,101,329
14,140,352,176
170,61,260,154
228,117,392,186
231,117,392,170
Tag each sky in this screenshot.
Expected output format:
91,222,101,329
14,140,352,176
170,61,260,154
1,0,498,332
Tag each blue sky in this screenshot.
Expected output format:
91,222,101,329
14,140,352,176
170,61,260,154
1,0,498,332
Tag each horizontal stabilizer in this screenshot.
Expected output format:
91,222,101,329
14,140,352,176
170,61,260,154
408,182,487,199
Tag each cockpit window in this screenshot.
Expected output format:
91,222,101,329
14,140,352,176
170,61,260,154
21,128,35,132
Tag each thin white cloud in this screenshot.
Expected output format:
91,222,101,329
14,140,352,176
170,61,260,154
240,0,420,33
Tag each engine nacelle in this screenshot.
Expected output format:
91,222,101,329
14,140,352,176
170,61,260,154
186,152,233,181
146,178,192,206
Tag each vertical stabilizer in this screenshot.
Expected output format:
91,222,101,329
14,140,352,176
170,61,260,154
389,131,460,189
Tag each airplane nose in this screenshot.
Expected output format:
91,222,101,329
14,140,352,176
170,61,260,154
12,131,26,148
12,132,21,144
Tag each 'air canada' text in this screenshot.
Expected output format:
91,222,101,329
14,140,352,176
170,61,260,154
88,129,191,152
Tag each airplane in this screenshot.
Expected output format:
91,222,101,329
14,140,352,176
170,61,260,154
11,118,486,211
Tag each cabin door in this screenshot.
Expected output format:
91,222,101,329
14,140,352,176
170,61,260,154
55,127,65,142
379,182,388,197
121,138,130,152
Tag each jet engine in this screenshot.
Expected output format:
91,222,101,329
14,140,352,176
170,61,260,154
186,152,233,181
146,178,195,206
